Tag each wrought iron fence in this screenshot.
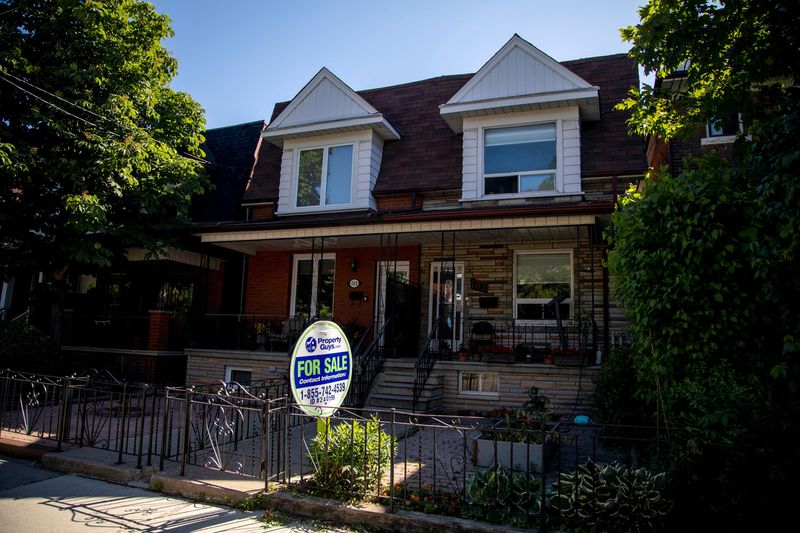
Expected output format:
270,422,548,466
1,368,676,530
0,369,165,468
154,383,675,530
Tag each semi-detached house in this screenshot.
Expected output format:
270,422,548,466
188,35,645,414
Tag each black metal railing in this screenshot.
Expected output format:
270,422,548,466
63,314,151,350
346,320,390,408
156,394,677,530
0,369,165,468
191,314,310,352
1,368,683,531
412,318,441,413
463,317,593,356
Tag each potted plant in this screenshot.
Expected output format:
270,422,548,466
254,322,267,350
457,343,469,361
438,339,452,360
472,386,559,473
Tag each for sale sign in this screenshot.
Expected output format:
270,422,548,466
289,320,352,417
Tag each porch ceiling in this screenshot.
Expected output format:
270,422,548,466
204,224,592,254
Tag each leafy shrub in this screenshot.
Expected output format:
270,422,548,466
307,416,395,498
465,466,541,527
0,320,54,368
548,460,671,532
592,346,653,426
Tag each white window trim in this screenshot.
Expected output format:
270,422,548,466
702,113,743,145
512,249,574,323
292,142,356,211
225,366,252,384
290,253,336,317
480,120,562,199
458,371,500,398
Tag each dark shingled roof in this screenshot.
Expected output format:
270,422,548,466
243,54,644,203
192,120,264,221
563,54,645,175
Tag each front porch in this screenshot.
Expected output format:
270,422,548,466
190,213,622,409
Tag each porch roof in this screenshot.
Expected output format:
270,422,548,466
195,211,602,255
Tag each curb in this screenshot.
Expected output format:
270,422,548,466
264,491,532,533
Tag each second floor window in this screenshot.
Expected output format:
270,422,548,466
484,123,557,196
296,144,353,208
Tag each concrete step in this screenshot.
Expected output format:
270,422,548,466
366,393,443,413
374,385,443,398
381,371,443,386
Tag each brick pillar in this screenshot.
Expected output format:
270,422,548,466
147,310,172,351
61,308,74,345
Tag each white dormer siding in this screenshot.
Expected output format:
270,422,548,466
454,45,587,103
442,35,591,202
276,130,382,214
265,68,398,214
460,107,582,201
280,77,371,127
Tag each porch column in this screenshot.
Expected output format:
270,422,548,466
147,310,172,351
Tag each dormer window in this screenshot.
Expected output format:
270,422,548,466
483,123,557,196
296,144,353,208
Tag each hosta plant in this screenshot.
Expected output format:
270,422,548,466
548,460,672,532
465,465,542,527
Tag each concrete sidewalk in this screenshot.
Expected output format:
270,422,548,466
0,432,527,532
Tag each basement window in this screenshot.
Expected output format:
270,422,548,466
459,371,498,396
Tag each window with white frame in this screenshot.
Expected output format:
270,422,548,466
296,144,353,208
514,252,572,320
291,254,335,318
225,367,252,386
484,123,557,196
702,113,743,145
459,371,498,395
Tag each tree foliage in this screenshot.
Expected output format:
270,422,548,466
0,0,209,278
607,0,800,526
618,0,800,139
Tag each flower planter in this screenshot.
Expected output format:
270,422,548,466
472,422,559,473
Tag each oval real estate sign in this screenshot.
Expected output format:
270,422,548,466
289,320,352,417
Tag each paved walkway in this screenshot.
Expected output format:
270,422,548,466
0,455,353,532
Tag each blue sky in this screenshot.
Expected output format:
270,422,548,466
151,1,648,129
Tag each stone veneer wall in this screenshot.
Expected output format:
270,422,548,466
417,235,607,350
436,360,598,416
185,349,290,386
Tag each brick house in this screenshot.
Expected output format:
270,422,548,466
646,64,741,173
187,35,645,413
46,121,265,383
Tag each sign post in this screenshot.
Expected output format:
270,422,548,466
289,320,352,418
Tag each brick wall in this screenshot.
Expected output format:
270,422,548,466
376,194,419,211
244,245,421,330
205,266,225,313
249,204,275,221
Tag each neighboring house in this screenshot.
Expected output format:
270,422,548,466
647,65,741,172
52,121,265,383
187,35,645,413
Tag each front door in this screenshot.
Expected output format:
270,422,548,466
375,261,410,345
428,262,464,349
